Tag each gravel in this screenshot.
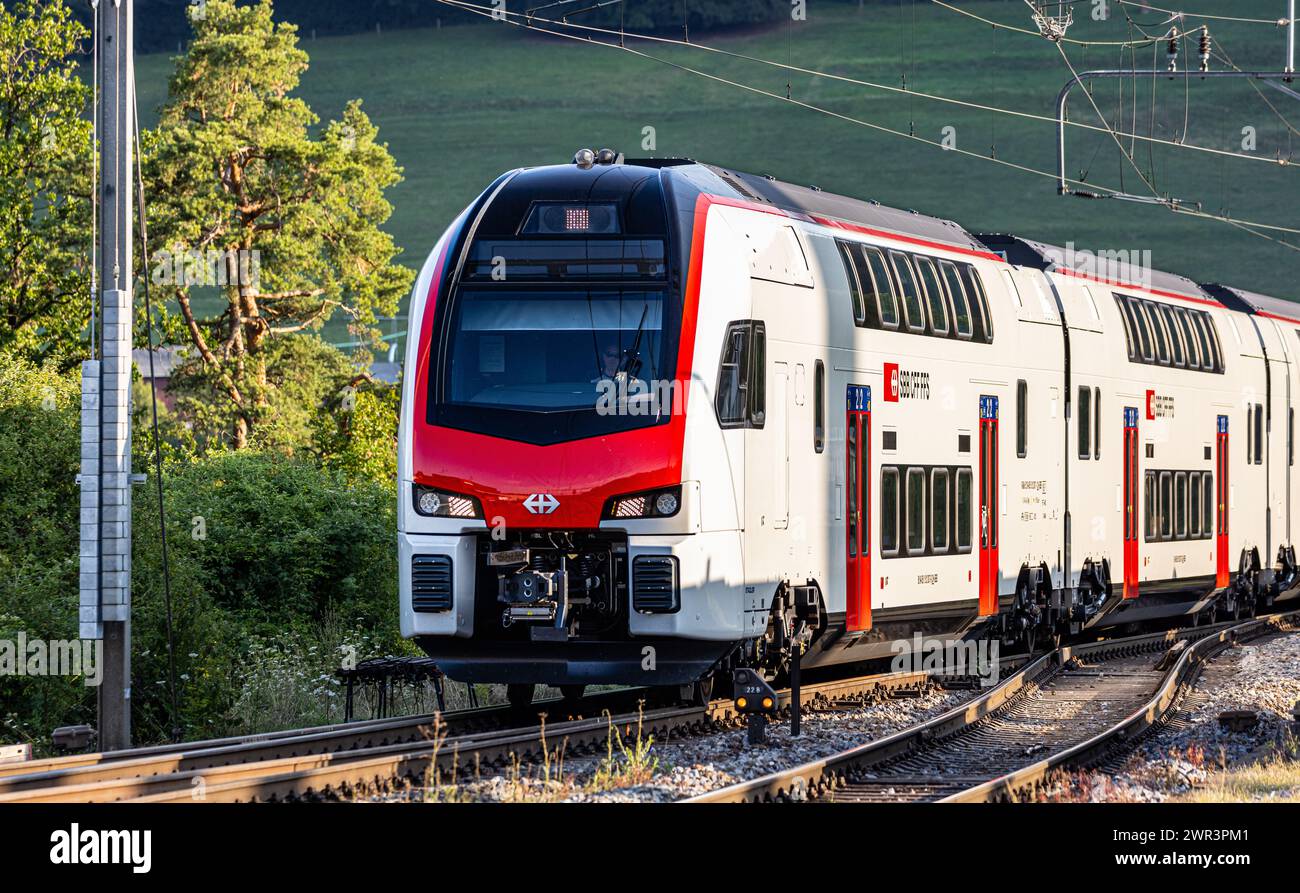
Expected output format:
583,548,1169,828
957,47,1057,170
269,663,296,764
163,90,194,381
408,684,978,802
1050,631,1300,802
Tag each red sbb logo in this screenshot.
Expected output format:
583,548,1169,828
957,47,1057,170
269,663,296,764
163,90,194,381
885,362,900,402
1146,389,1155,421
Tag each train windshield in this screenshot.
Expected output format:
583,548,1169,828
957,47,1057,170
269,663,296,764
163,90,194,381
444,287,669,413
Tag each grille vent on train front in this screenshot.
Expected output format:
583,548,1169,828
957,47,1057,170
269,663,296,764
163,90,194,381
411,555,453,612
632,556,679,613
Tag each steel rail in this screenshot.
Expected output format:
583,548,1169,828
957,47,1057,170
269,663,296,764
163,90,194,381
943,610,1300,802
686,612,1299,803
0,686,649,783
1,668,939,803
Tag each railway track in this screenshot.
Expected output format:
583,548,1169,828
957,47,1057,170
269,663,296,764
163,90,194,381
0,666,942,802
687,611,1300,803
0,686,654,789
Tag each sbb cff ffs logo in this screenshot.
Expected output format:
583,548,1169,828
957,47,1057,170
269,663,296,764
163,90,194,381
884,362,930,402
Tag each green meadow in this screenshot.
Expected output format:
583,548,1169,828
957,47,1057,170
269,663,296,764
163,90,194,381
134,1,1299,348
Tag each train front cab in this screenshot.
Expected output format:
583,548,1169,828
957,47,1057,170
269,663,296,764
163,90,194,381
397,162,762,688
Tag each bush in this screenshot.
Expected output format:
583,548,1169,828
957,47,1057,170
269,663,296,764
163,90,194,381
0,353,406,748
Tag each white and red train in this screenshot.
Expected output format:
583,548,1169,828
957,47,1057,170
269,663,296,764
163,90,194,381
398,151,1300,701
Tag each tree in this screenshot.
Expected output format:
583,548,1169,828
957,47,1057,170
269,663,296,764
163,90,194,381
0,0,91,364
144,0,413,449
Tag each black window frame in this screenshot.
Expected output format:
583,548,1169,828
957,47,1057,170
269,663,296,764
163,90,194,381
915,256,950,337
1077,385,1092,460
1093,387,1101,460
940,260,973,340
1016,379,1028,459
930,467,950,553
715,319,767,429
889,251,927,335
880,466,900,557
813,359,825,454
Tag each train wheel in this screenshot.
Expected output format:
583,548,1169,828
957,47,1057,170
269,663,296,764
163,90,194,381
693,675,715,706
506,683,535,711
559,684,586,702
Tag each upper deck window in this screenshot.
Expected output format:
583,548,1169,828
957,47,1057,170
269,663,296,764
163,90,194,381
1113,293,1223,374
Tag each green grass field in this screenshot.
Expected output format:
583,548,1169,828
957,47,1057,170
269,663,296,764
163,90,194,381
134,1,1299,348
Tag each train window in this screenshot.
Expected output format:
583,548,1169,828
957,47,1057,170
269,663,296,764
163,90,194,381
963,266,994,343
1194,314,1217,372
931,468,950,553
1247,405,1254,464
1203,473,1213,535
1016,380,1028,458
915,257,950,336
1159,471,1173,539
715,320,766,429
906,467,926,554
890,252,926,334
1122,298,1152,361
1177,309,1203,370
834,240,867,325
1116,296,1137,360
863,247,901,330
1093,388,1101,459
881,468,900,557
940,262,972,339
1204,314,1224,372
1254,403,1264,464
813,360,825,453
956,468,973,552
1144,471,1156,540
1161,306,1185,367
1142,302,1168,364
1190,472,1201,538
848,422,858,557
1078,386,1091,459
1175,472,1188,539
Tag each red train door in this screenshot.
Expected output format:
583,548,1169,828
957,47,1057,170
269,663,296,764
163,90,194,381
846,385,872,631
1123,407,1139,599
1216,414,1230,588
978,396,999,616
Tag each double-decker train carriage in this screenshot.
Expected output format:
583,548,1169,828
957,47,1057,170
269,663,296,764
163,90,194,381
397,150,1300,701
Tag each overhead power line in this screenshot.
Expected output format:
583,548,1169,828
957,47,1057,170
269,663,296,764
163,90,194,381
431,0,1300,248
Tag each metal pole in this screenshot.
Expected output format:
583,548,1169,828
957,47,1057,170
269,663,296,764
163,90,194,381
1056,69,1299,198
87,0,135,751
1288,0,1295,75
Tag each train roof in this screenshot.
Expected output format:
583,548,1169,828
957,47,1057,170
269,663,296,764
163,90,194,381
691,163,994,257
1202,284,1300,326
534,155,1297,315
974,233,1217,304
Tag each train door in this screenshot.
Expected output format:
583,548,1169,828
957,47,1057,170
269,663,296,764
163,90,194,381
771,362,789,529
846,385,871,631
1216,415,1230,588
1123,407,1139,599
978,396,999,616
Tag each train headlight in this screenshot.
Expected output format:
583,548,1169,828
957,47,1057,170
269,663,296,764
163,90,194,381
654,491,679,516
413,485,483,519
603,485,682,520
